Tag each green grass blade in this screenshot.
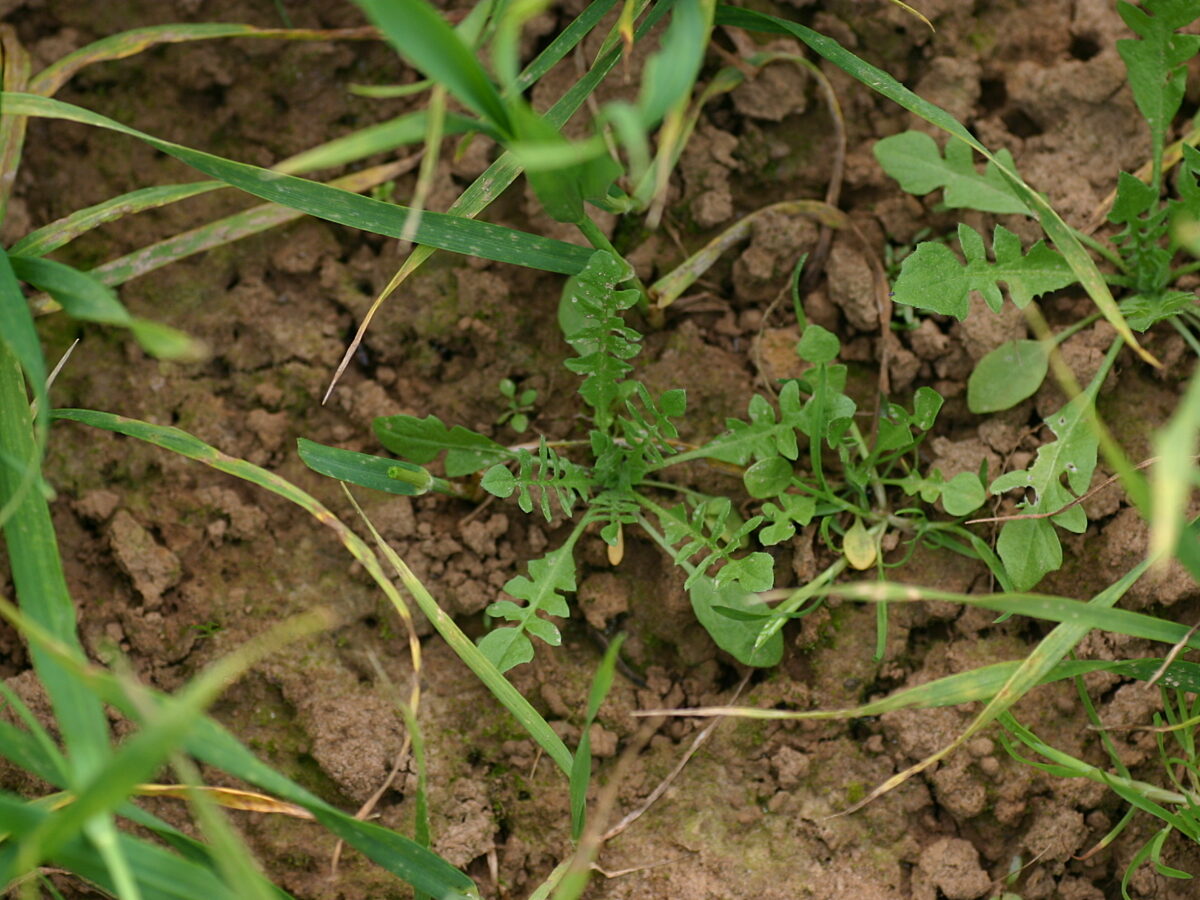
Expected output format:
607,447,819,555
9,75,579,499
659,658,1200,720
10,255,202,360
1150,364,1200,566
0,294,109,784
513,0,617,94
350,495,575,776
323,0,672,397
5,602,331,884
70,160,410,297
829,559,1153,809
273,111,485,175
11,182,222,257
0,719,67,784
28,23,377,97
0,249,48,458
570,635,624,839
715,4,1155,368
0,542,475,898
47,408,554,887
356,0,511,134
636,0,710,127
832,574,1200,648
4,92,593,275
0,791,279,900
0,25,32,221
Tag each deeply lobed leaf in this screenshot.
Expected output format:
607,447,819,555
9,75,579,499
874,130,1031,216
480,541,579,672
561,251,643,431
893,223,1076,319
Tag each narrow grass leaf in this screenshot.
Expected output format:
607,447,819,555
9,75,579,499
1150,363,1200,567
514,0,617,95
77,159,415,297
650,199,847,308
823,559,1152,810
654,658,1200,720
637,0,709,127
28,23,377,97
4,93,593,275
7,607,332,882
0,25,31,220
323,0,672,398
0,794,248,900
356,0,511,134
0,335,109,782
11,182,222,257
570,635,625,839
1,414,478,895
50,409,567,821
353,503,575,776
11,255,203,360
0,251,47,411
273,111,483,175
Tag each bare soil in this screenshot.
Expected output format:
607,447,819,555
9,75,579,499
5,1,1200,898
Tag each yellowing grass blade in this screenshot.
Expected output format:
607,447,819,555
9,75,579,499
134,784,315,820
0,25,32,219
28,24,377,97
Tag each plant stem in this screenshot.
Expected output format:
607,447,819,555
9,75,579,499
1074,229,1126,272
753,553,851,650
847,421,888,511
1170,316,1200,357
634,512,699,578
1170,258,1200,280
1048,310,1103,345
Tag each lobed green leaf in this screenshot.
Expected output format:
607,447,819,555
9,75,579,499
874,130,1031,215
482,538,581,672
893,223,1076,319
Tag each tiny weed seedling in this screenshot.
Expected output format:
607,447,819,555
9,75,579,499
497,377,538,434
874,0,1200,590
